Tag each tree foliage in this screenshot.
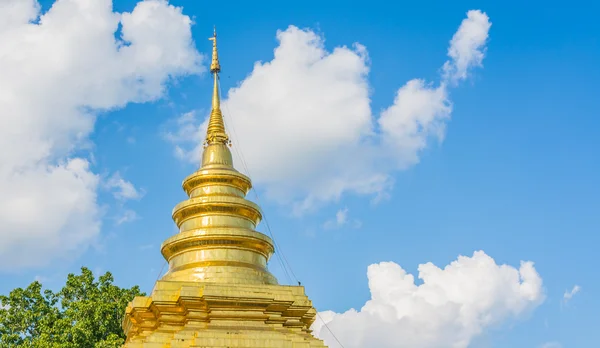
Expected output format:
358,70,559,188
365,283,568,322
0,267,144,348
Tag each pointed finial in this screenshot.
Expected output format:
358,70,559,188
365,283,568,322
209,26,220,73
205,27,228,145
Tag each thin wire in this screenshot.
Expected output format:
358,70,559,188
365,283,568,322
218,76,345,348
316,311,346,348
218,76,293,285
151,260,167,294
218,78,296,282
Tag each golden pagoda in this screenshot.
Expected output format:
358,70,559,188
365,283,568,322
121,29,328,348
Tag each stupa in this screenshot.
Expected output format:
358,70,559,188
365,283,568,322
121,29,328,348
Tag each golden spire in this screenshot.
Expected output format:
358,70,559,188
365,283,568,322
157,28,276,285
121,29,328,348
205,27,229,145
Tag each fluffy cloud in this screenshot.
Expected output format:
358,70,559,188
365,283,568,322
106,172,144,201
323,208,361,230
115,209,139,225
378,80,451,168
374,9,491,170
539,342,562,348
563,285,581,303
443,10,492,83
172,11,491,211
332,208,349,226
104,172,143,226
0,0,201,270
312,251,544,348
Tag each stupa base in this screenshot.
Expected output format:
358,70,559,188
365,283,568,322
122,280,327,348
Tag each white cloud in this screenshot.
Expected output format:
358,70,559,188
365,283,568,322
115,209,139,225
443,10,492,83
323,208,348,229
539,342,562,348
171,11,491,212
106,172,144,201
563,285,581,302
336,208,348,225
312,251,544,348
323,207,362,230
0,0,201,270
378,80,451,168
105,172,143,225
378,10,490,169
164,111,203,161
34,275,48,283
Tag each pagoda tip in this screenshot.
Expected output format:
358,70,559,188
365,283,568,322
209,27,220,73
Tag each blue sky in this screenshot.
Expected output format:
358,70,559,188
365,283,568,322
1,0,599,347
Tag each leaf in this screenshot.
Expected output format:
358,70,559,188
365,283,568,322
0,268,144,348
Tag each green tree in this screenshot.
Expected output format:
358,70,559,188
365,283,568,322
0,267,144,348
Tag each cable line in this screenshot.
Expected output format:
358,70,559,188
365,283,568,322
219,78,346,348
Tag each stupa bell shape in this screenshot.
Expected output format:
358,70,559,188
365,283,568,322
122,29,327,348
